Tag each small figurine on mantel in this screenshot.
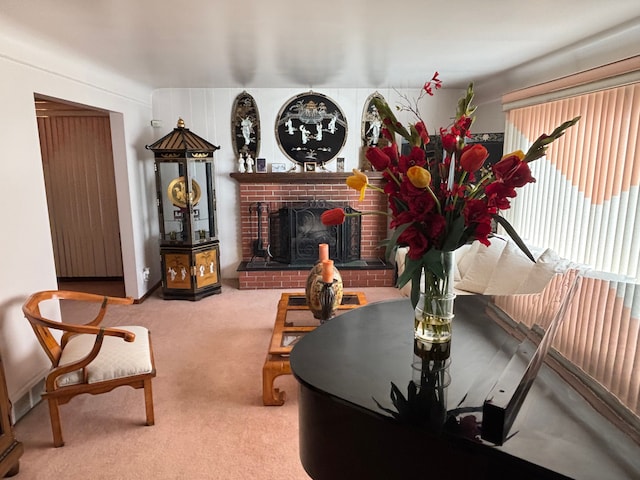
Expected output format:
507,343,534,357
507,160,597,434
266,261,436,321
237,155,246,173
245,155,254,173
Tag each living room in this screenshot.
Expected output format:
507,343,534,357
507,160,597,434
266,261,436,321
1,1,640,478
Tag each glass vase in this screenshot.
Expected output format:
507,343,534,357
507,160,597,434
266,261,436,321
411,351,451,431
414,250,456,346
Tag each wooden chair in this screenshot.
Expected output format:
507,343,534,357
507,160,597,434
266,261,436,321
22,290,156,447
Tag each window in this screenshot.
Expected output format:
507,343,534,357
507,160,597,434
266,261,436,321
501,68,640,424
503,82,640,281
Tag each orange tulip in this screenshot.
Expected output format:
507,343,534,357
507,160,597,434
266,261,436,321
407,166,431,189
501,150,525,161
346,169,369,201
460,144,489,172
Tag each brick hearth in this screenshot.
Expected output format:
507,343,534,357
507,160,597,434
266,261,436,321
231,171,394,289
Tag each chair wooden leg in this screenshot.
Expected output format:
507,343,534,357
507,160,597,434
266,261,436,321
47,398,65,447
143,379,155,426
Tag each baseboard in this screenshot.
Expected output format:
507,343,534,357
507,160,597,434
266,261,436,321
11,377,45,423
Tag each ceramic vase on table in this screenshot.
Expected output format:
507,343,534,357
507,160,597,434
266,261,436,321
306,244,343,321
413,250,456,351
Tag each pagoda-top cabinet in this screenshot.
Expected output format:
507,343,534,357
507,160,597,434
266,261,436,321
146,118,221,300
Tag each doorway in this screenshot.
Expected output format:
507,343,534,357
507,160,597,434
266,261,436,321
34,95,125,297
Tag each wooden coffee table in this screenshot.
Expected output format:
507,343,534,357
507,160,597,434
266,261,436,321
262,291,367,405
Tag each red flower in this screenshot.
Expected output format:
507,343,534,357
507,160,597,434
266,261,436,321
451,116,472,139
414,121,430,144
473,222,493,246
492,154,536,188
366,147,391,171
398,226,429,260
382,145,399,165
321,208,346,226
391,210,416,229
381,127,394,143
440,129,457,153
406,189,436,220
464,199,491,224
424,213,446,241
460,144,488,172
464,200,494,245
398,146,426,172
423,72,442,96
485,182,516,209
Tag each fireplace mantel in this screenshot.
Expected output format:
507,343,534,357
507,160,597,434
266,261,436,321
230,171,384,184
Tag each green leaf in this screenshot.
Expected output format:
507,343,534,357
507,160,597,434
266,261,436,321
371,396,400,419
493,214,535,262
372,97,412,141
385,222,412,262
397,254,423,289
441,216,466,251
422,248,446,280
389,382,409,414
456,82,476,119
408,124,421,147
522,116,580,163
409,265,422,310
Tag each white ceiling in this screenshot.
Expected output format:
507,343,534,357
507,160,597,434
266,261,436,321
3,0,640,98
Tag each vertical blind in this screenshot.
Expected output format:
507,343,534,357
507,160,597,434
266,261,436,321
38,115,124,278
501,80,640,422
495,273,640,417
503,83,640,281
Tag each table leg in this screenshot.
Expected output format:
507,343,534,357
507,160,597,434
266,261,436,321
262,355,291,406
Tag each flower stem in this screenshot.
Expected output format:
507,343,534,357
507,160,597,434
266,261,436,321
426,186,442,215
365,183,385,194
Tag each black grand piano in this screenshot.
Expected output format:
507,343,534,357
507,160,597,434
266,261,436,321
290,294,640,480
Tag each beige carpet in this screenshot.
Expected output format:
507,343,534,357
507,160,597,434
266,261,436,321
14,279,403,479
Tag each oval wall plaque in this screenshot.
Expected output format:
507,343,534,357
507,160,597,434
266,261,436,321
231,91,260,160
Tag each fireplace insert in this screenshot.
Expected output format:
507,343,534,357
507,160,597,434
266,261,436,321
269,201,361,265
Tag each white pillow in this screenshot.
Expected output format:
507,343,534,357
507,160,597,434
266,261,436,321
454,244,473,282
484,241,537,295
455,239,507,294
516,248,561,294
457,242,479,279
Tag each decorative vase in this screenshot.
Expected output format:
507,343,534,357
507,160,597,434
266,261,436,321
306,244,343,321
414,250,456,346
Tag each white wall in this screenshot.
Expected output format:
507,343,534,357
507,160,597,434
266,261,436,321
151,87,502,279
0,22,156,403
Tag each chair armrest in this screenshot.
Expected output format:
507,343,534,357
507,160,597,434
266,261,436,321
52,291,134,327
23,290,134,332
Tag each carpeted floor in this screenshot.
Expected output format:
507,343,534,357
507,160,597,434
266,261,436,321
13,279,403,479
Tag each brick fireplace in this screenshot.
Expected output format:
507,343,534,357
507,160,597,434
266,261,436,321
231,171,395,289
